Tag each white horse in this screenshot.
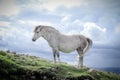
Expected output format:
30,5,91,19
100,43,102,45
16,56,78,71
32,25,92,68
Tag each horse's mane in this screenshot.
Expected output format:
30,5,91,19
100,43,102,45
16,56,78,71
34,25,59,33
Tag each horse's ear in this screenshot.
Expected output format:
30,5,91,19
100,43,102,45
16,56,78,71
36,25,42,31
40,27,44,31
34,27,38,32
34,25,39,32
34,25,44,32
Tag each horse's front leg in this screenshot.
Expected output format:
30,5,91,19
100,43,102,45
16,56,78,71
57,51,60,63
53,49,60,63
53,50,57,63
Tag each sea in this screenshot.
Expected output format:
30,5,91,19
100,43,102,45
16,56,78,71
91,67,120,74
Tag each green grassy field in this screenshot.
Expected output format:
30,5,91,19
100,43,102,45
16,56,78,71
0,50,120,80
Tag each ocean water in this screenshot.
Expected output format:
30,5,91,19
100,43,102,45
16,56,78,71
91,67,120,74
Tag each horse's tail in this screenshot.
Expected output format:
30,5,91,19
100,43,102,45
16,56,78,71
81,38,92,57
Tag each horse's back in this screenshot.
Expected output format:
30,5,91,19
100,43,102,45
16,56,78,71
58,34,85,53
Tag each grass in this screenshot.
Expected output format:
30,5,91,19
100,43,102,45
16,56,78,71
0,50,120,80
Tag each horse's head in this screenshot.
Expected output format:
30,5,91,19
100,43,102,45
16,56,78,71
32,25,43,42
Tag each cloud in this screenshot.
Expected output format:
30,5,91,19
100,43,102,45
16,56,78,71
80,22,107,43
72,19,83,26
18,20,56,27
0,0,20,16
61,20,107,40
0,26,33,52
115,24,120,33
0,21,11,40
42,0,82,11
0,21,11,27
83,22,106,32
22,0,82,11
61,14,71,22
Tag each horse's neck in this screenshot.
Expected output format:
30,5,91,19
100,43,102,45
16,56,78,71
42,29,60,42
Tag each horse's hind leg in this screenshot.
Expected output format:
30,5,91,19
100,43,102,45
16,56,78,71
57,52,60,63
77,48,84,69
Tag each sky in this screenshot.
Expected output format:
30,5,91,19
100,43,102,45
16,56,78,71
0,0,120,68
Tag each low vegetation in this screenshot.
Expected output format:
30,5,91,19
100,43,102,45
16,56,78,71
0,50,120,80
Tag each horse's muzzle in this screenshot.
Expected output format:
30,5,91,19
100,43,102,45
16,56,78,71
32,38,36,42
